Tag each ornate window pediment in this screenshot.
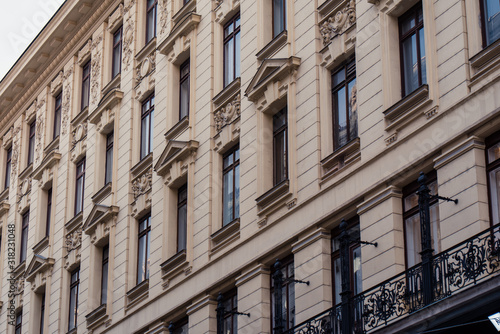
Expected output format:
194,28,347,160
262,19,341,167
64,213,83,271
245,57,301,109
83,204,119,246
70,109,88,163
25,254,55,293
154,140,198,187
32,149,61,189
158,12,201,63
131,154,153,218
89,87,123,134
213,79,241,153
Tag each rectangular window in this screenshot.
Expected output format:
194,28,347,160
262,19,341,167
331,220,362,305
273,107,288,185
75,158,86,215
68,268,80,331
137,214,151,284
5,147,11,189
223,146,240,226
15,311,22,334
179,59,190,120
271,257,295,332
28,120,36,165
112,27,123,78
141,94,154,159
20,211,29,263
399,3,426,97
480,0,500,47
101,244,109,305
332,58,357,150
177,184,187,253
46,188,52,238
105,132,114,184
54,92,62,139
223,14,241,87
146,0,158,43
220,290,238,334
170,318,189,334
403,172,440,268
486,133,500,225
81,60,91,111
40,293,46,334
272,0,286,38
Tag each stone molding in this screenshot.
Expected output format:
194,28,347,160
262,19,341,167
319,0,356,46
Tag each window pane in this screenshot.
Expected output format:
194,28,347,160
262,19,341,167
141,114,150,158
402,34,419,95
488,143,500,163
273,0,285,37
146,9,155,42
101,262,108,304
224,22,233,38
333,257,341,305
405,213,421,268
224,38,234,86
419,28,426,85
68,288,77,330
235,164,240,220
180,80,189,119
146,230,151,280
75,178,83,214
489,166,500,225
223,169,234,226
353,245,362,295
138,236,146,283
235,31,241,79
177,203,187,252
223,152,233,169
400,15,416,36
484,0,500,45
112,49,121,77
335,87,348,148
149,109,154,154
274,131,286,184
348,78,357,141
332,68,345,87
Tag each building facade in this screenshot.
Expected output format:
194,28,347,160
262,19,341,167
0,0,499,333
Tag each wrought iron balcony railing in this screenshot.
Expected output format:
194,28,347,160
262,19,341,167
283,222,500,334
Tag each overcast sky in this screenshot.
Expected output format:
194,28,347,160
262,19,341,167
0,0,65,81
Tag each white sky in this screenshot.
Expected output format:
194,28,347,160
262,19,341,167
0,0,65,81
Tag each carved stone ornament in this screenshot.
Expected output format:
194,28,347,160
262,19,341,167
72,123,88,148
136,51,156,86
50,70,64,95
319,0,356,45
10,126,22,186
214,0,223,7
66,228,83,252
35,100,46,165
132,170,152,199
18,178,31,199
78,39,92,65
159,0,168,36
90,37,103,107
61,67,73,136
124,0,135,13
122,16,135,71
14,276,25,295
214,93,241,132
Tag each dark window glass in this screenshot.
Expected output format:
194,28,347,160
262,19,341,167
46,188,52,238
141,94,155,159
481,0,500,47
54,92,62,139
273,0,286,38
105,132,114,184
223,146,240,226
112,27,123,78
15,312,22,334
223,14,241,87
331,219,362,305
146,0,158,43
28,120,36,165
68,268,80,331
220,290,238,334
137,214,151,284
486,133,500,225
183,0,190,5
20,211,29,263
171,318,189,334
332,58,357,150
273,107,288,185
403,172,440,268
101,244,109,305
179,59,190,120
75,158,86,215
271,257,295,332
177,184,188,253
5,147,12,189
81,60,91,111
40,293,45,334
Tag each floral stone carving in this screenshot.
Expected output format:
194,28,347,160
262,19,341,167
319,0,356,45
66,228,83,252
132,170,152,199
214,93,241,132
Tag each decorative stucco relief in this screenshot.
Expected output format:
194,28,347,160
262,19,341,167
122,17,135,71
66,228,83,252
34,98,46,166
319,0,356,45
136,50,156,86
90,36,103,107
72,123,88,149
214,0,223,7
61,66,74,136
214,93,241,132
159,0,168,36
132,170,152,199
10,125,22,186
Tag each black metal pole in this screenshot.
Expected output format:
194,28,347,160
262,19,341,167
168,321,175,334
272,259,284,334
417,172,434,305
339,219,353,334
216,293,225,334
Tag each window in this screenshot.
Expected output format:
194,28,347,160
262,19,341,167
112,27,123,78
223,14,241,87
75,158,86,215
137,214,151,284
486,133,500,225
28,120,36,165
141,94,154,159
101,244,109,305
68,268,80,331
81,60,91,111
399,3,426,97
273,107,288,185
105,132,114,184
177,184,187,253
15,311,22,334
403,172,440,268
223,146,240,226
146,0,158,43
219,290,238,334
271,257,295,332
331,220,362,305
5,147,11,189
273,0,286,38
332,58,357,150
170,318,188,334
54,92,62,139
46,188,52,238
480,0,500,47
40,293,46,334
179,59,190,120
20,211,29,263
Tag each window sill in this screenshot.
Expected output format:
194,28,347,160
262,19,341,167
91,182,112,204
211,219,240,253
126,279,149,309
86,304,108,329
383,84,431,131
469,39,500,86
165,116,189,141
19,163,33,181
71,106,89,127
320,137,361,182
255,180,292,215
256,30,288,61
32,236,49,254
102,73,121,96
67,328,77,334
44,136,60,155
131,153,153,177
160,250,189,288
65,211,83,234
213,77,241,107
172,0,197,27
136,38,156,62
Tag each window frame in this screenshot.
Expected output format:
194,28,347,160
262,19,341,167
15,311,22,334
20,211,29,263
223,14,241,88
101,244,109,305
27,120,36,166
479,0,500,47
5,147,11,189
179,59,190,120
75,158,86,216
40,293,46,334
146,0,158,43
46,187,52,238
105,131,114,185
272,0,287,38
485,132,500,227
222,145,240,226
270,256,295,332
68,267,80,331
219,289,238,334
137,213,151,284
273,107,288,186
177,184,188,253
140,94,155,160
81,60,91,111
112,26,123,78
54,92,62,140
